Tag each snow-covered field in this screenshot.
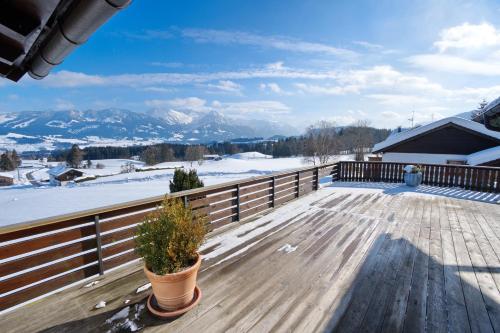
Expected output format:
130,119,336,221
0,154,353,226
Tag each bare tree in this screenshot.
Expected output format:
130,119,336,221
185,145,207,167
350,120,372,161
303,121,338,165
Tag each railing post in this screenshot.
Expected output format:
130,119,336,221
236,184,241,221
94,215,104,275
297,171,301,198
183,195,188,208
315,166,320,190
272,176,276,207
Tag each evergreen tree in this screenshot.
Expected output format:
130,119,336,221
11,150,21,168
0,153,15,171
169,168,204,193
66,144,83,168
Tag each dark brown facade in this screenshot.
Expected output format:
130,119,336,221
374,123,500,154
480,159,500,168
55,169,83,182
0,175,14,186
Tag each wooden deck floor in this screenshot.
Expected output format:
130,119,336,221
1,186,500,333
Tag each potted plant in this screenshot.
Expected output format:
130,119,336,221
135,197,206,316
403,164,423,186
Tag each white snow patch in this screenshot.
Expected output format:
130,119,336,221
231,152,272,159
84,280,100,288
95,301,107,309
278,243,298,254
467,146,500,166
136,283,151,294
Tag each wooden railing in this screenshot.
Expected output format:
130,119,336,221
0,163,339,312
338,161,500,193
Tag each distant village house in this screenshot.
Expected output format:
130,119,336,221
0,173,14,186
48,165,83,186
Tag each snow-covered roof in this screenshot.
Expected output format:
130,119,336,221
467,146,500,166
373,116,500,152
0,172,14,179
484,96,500,114
48,165,81,177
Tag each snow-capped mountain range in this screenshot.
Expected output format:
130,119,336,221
0,108,297,151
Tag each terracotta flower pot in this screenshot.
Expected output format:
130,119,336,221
144,253,201,311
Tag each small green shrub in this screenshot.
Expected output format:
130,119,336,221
169,168,204,193
135,197,207,275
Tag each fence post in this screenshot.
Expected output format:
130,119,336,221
297,171,301,198
183,195,188,208
272,176,276,207
338,162,343,181
94,215,104,275
315,166,320,190
236,184,241,221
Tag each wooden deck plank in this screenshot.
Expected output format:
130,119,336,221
1,187,500,333
401,198,431,333
425,197,447,333
448,198,494,333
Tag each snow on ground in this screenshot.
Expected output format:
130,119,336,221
230,152,272,159
0,155,338,226
0,154,355,226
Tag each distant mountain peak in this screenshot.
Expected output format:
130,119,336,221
0,108,299,151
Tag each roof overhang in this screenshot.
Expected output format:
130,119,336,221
0,0,131,82
373,116,500,153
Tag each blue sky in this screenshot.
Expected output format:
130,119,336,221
2,0,500,130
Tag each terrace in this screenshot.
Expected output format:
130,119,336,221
0,162,499,332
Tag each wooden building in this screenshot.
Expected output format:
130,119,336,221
0,173,14,186
48,165,83,186
373,116,500,166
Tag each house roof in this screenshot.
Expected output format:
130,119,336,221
373,116,500,153
48,165,82,177
0,172,14,179
467,146,500,166
484,96,500,115
0,0,131,82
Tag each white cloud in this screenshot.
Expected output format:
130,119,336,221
217,100,290,115
144,97,290,117
434,22,500,52
206,80,243,94
352,41,383,50
295,82,359,95
181,28,357,58
259,82,290,95
408,22,500,76
37,63,337,88
367,94,434,107
150,62,184,68
142,86,176,93
406,54,500,76
145,97,210,113
380,111,401,118
54,98,75,110
123,30,174,40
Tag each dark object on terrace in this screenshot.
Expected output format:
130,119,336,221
480,97,500,132
0,0,131,82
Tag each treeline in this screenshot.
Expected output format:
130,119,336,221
0,150,21,171
42,124,390,165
